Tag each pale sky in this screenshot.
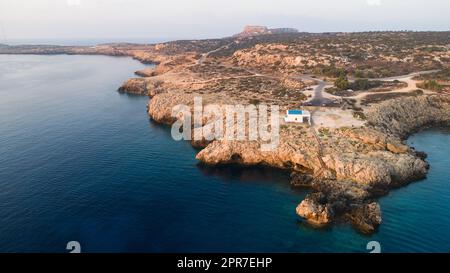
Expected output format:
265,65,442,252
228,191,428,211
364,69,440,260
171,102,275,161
0,0,449,42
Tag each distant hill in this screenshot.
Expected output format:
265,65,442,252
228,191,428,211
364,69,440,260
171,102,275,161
234,25,298,37
269,28,300,34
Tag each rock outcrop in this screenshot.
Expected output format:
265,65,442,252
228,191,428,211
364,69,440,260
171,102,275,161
118,78,147,94
118,77,164,96
366,95,450,139
234,26,270,37
147,92,195,124
135,67,157,77
346,202,382,234
296,193,334,226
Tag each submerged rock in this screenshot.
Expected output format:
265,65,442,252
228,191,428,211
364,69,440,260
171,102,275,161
346,202,382,234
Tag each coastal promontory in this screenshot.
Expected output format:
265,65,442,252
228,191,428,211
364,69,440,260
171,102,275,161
2,28,449,233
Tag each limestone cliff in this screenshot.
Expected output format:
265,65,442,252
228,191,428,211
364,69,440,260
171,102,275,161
118,77,164,97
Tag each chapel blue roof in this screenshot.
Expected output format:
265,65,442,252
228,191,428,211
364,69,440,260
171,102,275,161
288,110,303,115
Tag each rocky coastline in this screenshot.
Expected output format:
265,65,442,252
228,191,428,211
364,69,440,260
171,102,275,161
109,42,450,233
146,91,450,233
2,31,449,234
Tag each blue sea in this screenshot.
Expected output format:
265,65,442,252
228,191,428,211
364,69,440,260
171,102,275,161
0,54,449,253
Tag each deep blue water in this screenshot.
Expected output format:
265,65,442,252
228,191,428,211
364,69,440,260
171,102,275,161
0,54,449,253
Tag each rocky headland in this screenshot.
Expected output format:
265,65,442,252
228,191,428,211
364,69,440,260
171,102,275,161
146,90,450,233
2,29,449,234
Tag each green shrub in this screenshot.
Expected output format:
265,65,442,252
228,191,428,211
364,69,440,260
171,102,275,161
335,75,349,90
353,111,366,120
355,70,364,78
248,99,261,105
349,79,382,90
419,80,443,91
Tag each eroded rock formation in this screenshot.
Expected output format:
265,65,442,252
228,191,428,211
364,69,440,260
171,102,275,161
366,95,450,139
118,77,164,96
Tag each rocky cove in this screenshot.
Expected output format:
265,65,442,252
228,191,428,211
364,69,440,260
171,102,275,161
143,88,450,234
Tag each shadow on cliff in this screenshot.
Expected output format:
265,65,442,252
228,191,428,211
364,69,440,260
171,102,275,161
196,163,304,191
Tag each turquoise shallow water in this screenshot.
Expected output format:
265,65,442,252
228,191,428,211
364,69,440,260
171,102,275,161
0,54,449,253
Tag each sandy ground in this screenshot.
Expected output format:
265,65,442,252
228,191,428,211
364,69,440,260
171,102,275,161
304,71,438,129
310,107,365,129
281,106,365,129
